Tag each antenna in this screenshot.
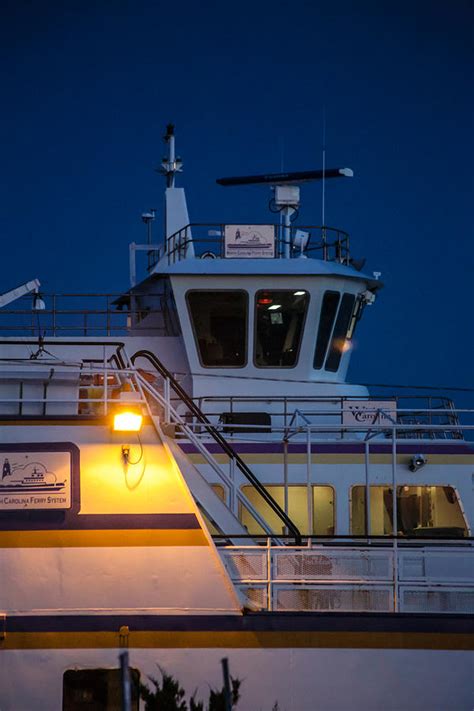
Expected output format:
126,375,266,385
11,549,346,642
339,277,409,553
159,124,183,188
141,209,156,245
216,168,353,186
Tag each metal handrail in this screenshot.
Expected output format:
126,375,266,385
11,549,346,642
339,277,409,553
152,223,350,267
0,293,168,337
130,349,302,544
220,539,474,613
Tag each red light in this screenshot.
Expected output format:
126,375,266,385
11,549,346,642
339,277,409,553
258,292,272,305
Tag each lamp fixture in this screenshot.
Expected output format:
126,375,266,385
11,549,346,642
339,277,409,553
32,292,46,311
408,454,427,472
113,410,143,432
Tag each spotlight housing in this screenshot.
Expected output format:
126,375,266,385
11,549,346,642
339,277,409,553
113,410,143,432
408,454,427,472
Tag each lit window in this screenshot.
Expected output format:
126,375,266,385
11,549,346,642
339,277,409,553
240,485,335,536
350,485,467,537
254,290,308,367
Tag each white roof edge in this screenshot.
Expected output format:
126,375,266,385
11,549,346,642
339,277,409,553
151,258,382,288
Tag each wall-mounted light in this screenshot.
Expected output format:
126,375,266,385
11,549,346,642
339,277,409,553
113,410,143,432
32,292,46,311
408,454,427,472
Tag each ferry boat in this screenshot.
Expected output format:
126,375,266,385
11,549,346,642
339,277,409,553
0,125,472,710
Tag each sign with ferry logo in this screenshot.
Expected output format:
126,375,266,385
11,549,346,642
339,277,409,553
0,451,71,510
224,224,275,258
342,400,397,427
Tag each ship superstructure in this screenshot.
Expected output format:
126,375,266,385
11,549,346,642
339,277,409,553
0,125,472,711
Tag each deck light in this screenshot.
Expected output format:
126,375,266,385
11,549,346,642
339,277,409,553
409,454,427,472
113,410,143,432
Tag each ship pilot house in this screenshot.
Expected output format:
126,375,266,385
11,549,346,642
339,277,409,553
129,126,379,415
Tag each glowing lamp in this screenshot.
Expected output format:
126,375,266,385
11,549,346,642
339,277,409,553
258,292,272,305
113,410,143,432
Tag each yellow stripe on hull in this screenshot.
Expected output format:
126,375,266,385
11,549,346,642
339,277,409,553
2,630,472,651
0,529,208,548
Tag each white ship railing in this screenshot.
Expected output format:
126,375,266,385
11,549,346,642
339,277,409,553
194,394,464,440
220,540,474,614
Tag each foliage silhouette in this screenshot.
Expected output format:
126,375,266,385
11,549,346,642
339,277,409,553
140,667,241,710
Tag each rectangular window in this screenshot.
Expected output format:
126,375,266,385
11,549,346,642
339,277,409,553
325,293,355,372
63,669,140,710
240,485,335,536
313,291,340,369
351,485,467,537
255,290,308,367
187,291,247,367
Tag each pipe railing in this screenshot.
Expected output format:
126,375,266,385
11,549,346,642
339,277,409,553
130,349,302,544
220,538,474,613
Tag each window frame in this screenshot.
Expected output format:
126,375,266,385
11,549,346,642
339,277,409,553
349,484,469,537
313,290,340,370
253,289,310,369
186,288,249,369
324,292,356,372
239,483,336,536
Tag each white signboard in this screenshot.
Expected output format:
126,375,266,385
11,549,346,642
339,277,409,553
342,400,397,426
0,451,71,510
224,224,275,258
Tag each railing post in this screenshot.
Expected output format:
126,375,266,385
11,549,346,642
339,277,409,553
392,426,399,612
106,295,111,336
364,439,371,537
229,456,236,516
283,438,289,535
266,537,272,612
103,347,108,416
306,426,312,536
52,294,56,336
164,377,170,423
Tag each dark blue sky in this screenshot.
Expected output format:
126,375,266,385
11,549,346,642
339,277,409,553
1,0,473,401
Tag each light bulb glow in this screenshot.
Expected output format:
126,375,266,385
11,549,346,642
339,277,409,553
113,411,143,432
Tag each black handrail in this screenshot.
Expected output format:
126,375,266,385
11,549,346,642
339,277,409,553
131,349,302,544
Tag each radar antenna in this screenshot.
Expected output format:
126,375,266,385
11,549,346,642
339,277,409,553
216,166,353,259
216,168,353,186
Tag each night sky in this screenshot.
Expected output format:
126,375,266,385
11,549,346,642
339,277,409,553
1,0,473,406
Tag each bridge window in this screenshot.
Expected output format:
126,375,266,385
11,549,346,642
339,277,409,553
314,291,340,369
254,290,309,367
187,290,247,367
351,485,467,537
240,485,335,536
325,293,356,372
